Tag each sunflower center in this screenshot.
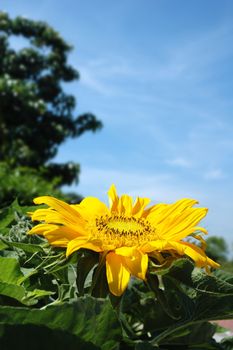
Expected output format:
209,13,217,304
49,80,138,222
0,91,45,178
107,217,142,233
90,214,157,247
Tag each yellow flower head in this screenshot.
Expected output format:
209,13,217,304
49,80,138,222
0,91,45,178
28,185,219,296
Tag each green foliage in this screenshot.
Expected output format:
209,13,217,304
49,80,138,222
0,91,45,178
0,201,233,349
0,297,122,350
0,161,64,207
0,11,102,193
205,236,233,275
220,261,233,274
205,236,229,263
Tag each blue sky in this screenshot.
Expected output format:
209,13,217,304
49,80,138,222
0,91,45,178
2,0,233,243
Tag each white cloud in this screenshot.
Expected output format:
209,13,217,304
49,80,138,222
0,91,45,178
63,165,233,242
65,166,202,203
74,20,233,99
166,157,193,168
203,169,226,180
79,66,114,96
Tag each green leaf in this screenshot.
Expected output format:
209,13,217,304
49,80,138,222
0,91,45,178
134,341,158,349
76,250,99,295
0,281,54,306
0,282,25,303
57,283,76,302
0,199,44,234
159,258,195,286
160,259,233,320
0,257,23,284
91,265,109,298
161,322,217,346
0,240,8,251
0,324,99,350
121,259,233,347
0,206,15,231
193,271,233,297
0,239,44,253
0,296,122,350
22,289,55,305
0,257,54,305
190,268,233,321
214,269,233,284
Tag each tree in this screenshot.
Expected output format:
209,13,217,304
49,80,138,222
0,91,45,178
0,161,63,206
0,12,102,191
205,236,228,263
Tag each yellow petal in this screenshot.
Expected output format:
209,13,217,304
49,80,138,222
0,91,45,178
31,201,86,235
158,208,208,240
207,256,220,269
118,194,133,215
33,196,84,225
123,250,148,280
30,208,53,221
141,239,219,270
132,197,151,217
168,241,220,269
46,226,79,241
115,246,136,257
148,199,199,226
193,226,208,235
101,243,117,251
115,247,149,279
46,238,69,247
72,197,109,219
106,252,130,296
108,184,119,212
143,203,168,219
29,224,81,247
28,223,58,235
66,237,103,257
183,242,220,269
141,240,170,253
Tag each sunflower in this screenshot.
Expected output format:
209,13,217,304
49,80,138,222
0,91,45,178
28,184,219,296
